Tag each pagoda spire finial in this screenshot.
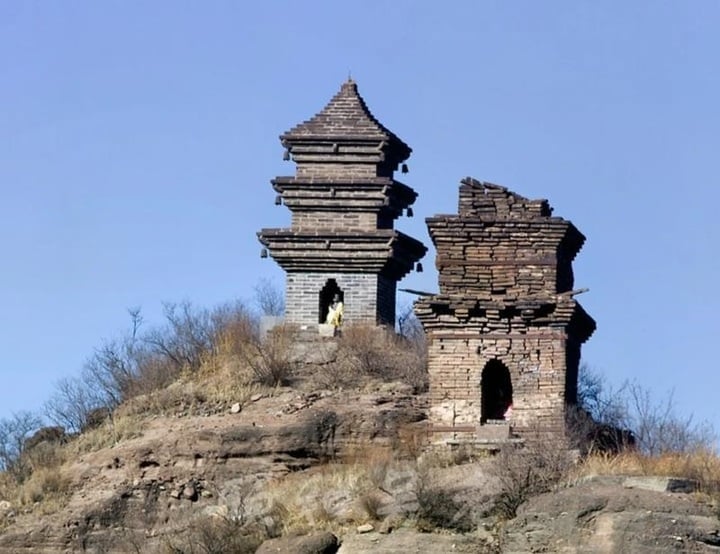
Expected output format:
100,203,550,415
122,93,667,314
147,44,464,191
280,79,412,169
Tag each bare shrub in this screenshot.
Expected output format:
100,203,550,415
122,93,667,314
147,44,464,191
24,425,65,450
44,376,103,434
394,339,428,393
0,415,72,519
573,365,715,456
415,464,474,532
44,309,149,432
0,411,42,483
488,439,572,520
162,516,264,554
397,305,428,392
415,487,473,532
24,436,66,476
339,325,389,375
260,453,398,534
337,324,427,391
253,277,285,317
45,301,257,426
143,300,256,383
624,382,714,456
241,325,297,386
0,463,71,518
147,300,255,388
212,304,258,360
312,356,358,389
576,364,627,430
144,302,218,375
87,308,147,406
119,382,208,418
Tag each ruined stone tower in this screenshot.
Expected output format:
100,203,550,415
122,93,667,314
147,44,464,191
258,80,427,328
415,178,596,443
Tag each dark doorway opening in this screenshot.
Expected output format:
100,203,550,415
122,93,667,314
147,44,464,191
481,359,513,423
319,279,344,324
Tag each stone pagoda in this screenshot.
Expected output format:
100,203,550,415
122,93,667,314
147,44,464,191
258,80,427,328
414,177,596,443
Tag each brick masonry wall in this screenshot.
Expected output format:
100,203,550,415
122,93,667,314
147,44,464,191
285,272,388,326
376,274,396,325
429,219,574,297
417,179,594,445
292,211,377,231
426,329,568,440
297,162,378,179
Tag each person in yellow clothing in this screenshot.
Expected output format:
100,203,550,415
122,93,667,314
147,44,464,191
325,294,344,334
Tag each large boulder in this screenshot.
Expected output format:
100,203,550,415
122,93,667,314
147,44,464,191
256,531,339,554
502,475,720,553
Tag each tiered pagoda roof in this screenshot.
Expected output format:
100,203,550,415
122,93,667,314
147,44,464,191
258,79,426,278
281,78,411,164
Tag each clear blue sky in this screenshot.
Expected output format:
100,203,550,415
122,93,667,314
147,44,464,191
2,2,719,431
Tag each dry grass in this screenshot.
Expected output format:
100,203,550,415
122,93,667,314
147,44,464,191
17,466,72,509
197,352,269,409
66,414,144,456
487,441,573,520
261,465,368,534
261,446,405,535
160,516,265,554
0,455,72,523
333,324,427,392
237,324,298,386
311,356,359,389
118,381,208,417
572,448,720,493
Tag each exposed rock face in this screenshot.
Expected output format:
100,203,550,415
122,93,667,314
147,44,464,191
503,476,720,553
0,384,423,553
336,528,490,553
3,382,719,554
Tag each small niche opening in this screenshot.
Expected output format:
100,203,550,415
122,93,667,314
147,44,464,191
481,359,513,424
319,279,344,324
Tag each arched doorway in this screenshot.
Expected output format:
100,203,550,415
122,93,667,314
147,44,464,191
319,279,344,324
481,359,513,423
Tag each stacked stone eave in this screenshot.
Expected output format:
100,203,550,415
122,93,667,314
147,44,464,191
257,228,425,279
271,177,418,220
415,295,596,342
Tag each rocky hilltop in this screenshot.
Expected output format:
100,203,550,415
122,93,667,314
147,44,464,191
1,328,719,553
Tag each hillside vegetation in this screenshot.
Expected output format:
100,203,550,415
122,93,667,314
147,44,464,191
0,293,719,553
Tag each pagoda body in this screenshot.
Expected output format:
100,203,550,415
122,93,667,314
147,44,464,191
259,80,426,327
415,178,595,443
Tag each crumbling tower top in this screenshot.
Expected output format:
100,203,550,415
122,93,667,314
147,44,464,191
427,177,587,300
